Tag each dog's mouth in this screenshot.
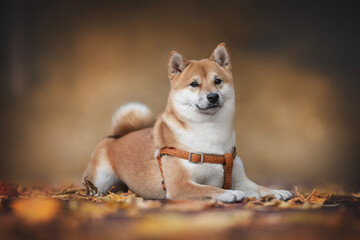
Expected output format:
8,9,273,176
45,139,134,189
195,103,221,114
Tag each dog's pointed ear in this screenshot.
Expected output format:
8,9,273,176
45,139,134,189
210,43,231,70
168,51,187,80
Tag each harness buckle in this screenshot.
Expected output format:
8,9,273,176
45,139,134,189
188,152,204,165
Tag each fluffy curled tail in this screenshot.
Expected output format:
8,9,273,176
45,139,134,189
110,102,154,138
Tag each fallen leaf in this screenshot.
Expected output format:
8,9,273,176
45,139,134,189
0,181,19,198
351,192,360,198
50,187,90,201
164,199,218,212
107,191,135,202
93,191,136,205
68,201,118,219
12,198,60,224
295,186,306,201
306,188,330,204
135,211,254,238
286,196,305,205
1,182,360,240
245,187,330,210
323,203,341,207
244,200,267,209
83,177,98,196
53,187,84,195
136,199,163,210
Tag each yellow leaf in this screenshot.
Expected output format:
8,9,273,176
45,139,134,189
53,187,84,195
164,200,217,212
68,201,117,219
12,198,60,224
245,187,330,210
0,181,19,198
136,211,253,238
351,192,360,198
306,188,330,204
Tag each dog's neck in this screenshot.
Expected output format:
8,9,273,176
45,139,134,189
156,97,236,155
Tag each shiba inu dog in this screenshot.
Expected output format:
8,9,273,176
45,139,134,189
83,43,292,202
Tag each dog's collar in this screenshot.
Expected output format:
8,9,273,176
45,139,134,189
157,147,236,191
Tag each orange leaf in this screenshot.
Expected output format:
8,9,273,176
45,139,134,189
294,186,306,201
351,192,360,198
0,181,19,198
12,198,60,224
306,188,330,204
164,200,217,212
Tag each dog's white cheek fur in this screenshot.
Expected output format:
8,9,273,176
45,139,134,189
171,88,202,123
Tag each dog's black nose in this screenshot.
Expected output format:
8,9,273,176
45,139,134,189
207,93,219,103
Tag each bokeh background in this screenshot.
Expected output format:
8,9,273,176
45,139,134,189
0,0,359,189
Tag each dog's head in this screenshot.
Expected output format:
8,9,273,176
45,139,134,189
167,43,235,122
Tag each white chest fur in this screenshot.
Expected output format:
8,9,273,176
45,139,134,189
176,122,236,154
163,113,236,187
185,161,225,188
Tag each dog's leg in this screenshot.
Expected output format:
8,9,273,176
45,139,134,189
83,145,122,196
162,156,246,202
231,156,293,200
167,180,246,202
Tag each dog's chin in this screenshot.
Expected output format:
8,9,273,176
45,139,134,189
195,104,222,115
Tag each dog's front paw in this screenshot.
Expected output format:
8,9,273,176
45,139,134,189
258,187,293,200
217,190,246,203
243,189,261,200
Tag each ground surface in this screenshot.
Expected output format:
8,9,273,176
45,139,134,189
0,181,359,240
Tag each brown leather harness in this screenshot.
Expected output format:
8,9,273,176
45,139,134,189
156,147,237,191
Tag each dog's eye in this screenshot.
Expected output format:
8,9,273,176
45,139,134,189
190,81,199,88
215,78,222,85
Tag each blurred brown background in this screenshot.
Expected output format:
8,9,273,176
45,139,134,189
0,0,359,189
